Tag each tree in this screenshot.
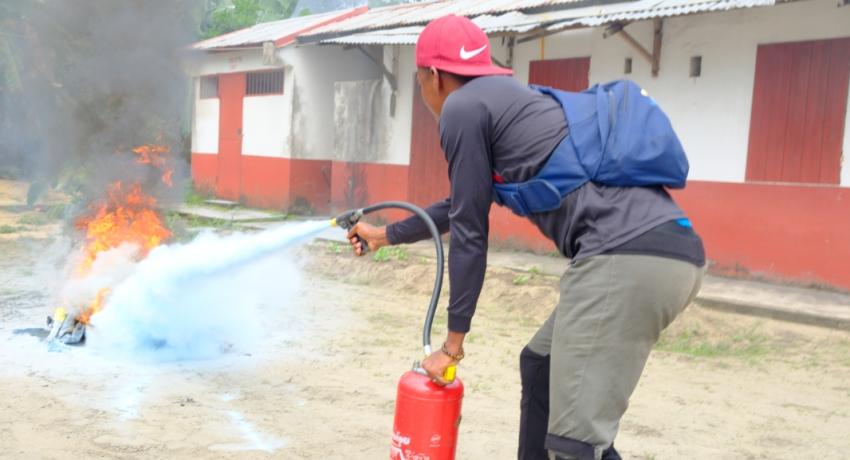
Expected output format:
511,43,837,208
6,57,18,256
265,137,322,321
200,0,299,39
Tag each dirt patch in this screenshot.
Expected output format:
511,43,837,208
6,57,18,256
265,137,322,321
0,237,848,459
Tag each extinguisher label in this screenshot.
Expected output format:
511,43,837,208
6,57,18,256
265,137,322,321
390,430,432,460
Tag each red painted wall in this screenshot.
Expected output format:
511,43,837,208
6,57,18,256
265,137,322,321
329,161,410,222
672,181,850,291
290,159,332,214
240,155,290,209
489,206,555,252
191,153,218,193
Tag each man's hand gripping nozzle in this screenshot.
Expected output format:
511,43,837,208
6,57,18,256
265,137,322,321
331,208,369,254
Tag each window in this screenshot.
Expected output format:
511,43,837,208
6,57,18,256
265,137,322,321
624,57,632,75
689,56,702,77
746,38,850,184
199,76,218,99
246,70,284,96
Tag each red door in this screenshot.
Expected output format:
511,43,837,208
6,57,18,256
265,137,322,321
746,37,850,185
407,76,450,207
529,57,591,91
217,73,245,201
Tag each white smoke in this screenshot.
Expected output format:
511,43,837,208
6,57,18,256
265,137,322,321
74,220,328,362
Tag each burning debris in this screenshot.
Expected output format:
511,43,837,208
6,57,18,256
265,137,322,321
48,145,173,344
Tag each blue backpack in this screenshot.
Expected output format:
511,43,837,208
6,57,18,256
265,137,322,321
492,80,689,217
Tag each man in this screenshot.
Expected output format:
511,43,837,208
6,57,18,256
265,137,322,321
347,14,704,460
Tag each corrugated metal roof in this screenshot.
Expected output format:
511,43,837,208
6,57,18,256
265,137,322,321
318,0,778,45
191,7,364,50
543,0,776,29
300,0,588,40
320,26,424,45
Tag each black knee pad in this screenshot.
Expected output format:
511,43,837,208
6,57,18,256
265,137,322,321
601,444,621,460
519,347,551,460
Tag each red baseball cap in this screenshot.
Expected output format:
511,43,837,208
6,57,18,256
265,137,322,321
416,15,513,77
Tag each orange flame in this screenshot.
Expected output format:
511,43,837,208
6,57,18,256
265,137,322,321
66,143,174,323
72,182,171,323
132,144,173,187
78,288,110,324
75,182,171,275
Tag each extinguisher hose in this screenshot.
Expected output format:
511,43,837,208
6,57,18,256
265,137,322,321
333,201,444,356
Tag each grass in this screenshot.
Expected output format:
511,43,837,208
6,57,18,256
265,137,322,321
655,323,770,359
177,213,235,229
513,266,545,285
184,185,214,206
373,246,409,263
18,212,53,226
0,224,23,234
326,241,344,254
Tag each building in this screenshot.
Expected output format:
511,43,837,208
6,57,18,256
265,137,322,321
187,0,850,291
184,7,378,212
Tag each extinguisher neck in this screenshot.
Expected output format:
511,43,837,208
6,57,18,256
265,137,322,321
412,360,428,376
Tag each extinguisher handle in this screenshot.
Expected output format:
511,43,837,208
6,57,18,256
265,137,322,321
411,360,457,384
443,364,457,382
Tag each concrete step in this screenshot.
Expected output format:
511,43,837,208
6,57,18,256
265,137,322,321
204,199,240,208
171,204,287,223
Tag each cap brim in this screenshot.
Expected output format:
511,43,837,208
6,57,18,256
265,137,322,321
433,62,514,77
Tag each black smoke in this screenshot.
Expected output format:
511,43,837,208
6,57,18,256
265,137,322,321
0,0,200,203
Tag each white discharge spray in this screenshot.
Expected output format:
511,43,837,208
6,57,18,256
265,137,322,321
81,220,328,361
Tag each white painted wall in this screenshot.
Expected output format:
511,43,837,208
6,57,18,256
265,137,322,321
242,95,289,157
510,0,850,185
280,44,382,160
191,78,220,154
184,49,274,76
384,45,417,166
185,45,380,160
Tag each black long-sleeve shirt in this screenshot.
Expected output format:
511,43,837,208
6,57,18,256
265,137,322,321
387,76,701,333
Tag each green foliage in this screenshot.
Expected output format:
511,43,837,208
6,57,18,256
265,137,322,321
373,246,408,263
512,274,531,286
655,324,770,359
0,224,21,234
513,266,544,285
201,0,298,39
18,212,52,226
184,184,213,206
326,241,343,254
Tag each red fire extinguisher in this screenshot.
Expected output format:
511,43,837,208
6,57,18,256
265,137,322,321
334,201,464,460
391,366,463,460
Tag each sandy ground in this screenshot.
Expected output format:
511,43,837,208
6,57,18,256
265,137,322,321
1,180,849,459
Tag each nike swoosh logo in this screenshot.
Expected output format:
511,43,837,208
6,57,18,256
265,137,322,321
459,44,487,60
